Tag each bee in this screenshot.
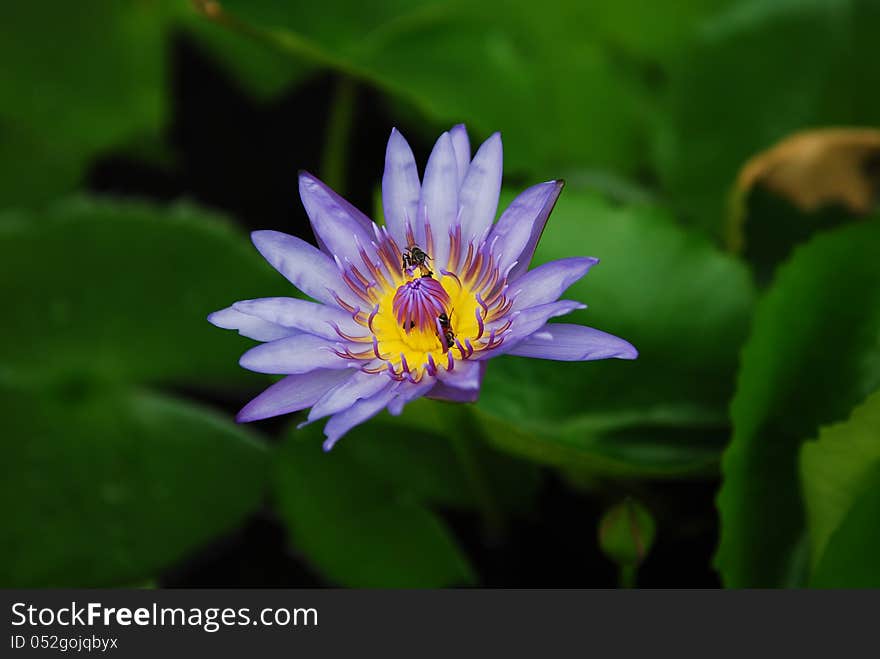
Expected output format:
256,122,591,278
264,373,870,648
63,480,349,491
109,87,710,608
402,244,433,278
437,312,455,350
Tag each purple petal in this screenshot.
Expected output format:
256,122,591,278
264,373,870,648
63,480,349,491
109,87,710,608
511,257,599,311
418,131,458,265
236,369,353,423
299,172,377,265
251,230,356,308
507,323,638,361
239,334,352,375
233,297,365,341
207,306,299,342
322,382,400,450
475,300,586,360
458,132,502,242
449,124,471,187
382,128,421,246
387,378,435,416
489,180,564,278
428,381,480,403
429,360,485,403
307,370,393,423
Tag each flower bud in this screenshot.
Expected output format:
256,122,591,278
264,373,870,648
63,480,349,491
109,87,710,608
598,498,656,568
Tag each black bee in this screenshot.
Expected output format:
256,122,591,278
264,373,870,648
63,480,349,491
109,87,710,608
437,312,455,349
402,244,433,278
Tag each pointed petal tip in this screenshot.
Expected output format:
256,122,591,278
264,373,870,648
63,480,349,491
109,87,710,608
387,126,409,147
298,170,320,189
235,399,267,423
237,352,254,370
618,342,639,360
250,229,281,250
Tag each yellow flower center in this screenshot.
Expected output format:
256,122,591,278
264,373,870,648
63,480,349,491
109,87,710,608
332,224,513,381
370,273,482,378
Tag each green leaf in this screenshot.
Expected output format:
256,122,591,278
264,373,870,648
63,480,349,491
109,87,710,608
810,464,880,588
0,0,171,205
0,197,291,388
731,186,856,286
183,7,311,100
0,1,313,206
716,218,880,587
340,399,541,515
0,384,269,587
584,0,738,63
204,0,652,176
475,189,755,477
800,389,880,572
275,413,481,587
0,124,90,208
657,0,880,237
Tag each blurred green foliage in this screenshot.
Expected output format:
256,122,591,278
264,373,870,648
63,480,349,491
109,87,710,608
275,400,538,586
716,218,880,587
801,391,880,586
1,0,879,587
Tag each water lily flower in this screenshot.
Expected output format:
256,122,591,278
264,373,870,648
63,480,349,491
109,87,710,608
209,126,637,450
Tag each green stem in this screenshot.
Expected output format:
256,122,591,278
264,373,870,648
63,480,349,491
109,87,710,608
619,565,637,589
448,431,506,542
321,77,356,196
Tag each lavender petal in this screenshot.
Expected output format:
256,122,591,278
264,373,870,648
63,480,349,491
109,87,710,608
489,180,564,278
388,379,435,416
299,172,377,265
458,132,502,242
429,360,485,403
233,297,366,341
511,257,599,311
382,128,421,246
449,124,471,187
322,382,400,450
251,230,358,309
236,369,354,423
507,323,638,361
207,306,299,342
239,334,353,374
418,131,458,265
307,370,394,423
474,300,586,360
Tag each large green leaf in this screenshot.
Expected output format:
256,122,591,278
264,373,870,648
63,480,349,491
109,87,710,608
657,0,880,236
800,389,880,573
716,218,880,587
0,0,170,205
475,189,755,477
0,1,311,207
205,0,660,176
183,3,311,100
274,398,539,586
0,384,268,587
810,464,880,588
0,197,291,388
275,413,486,587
